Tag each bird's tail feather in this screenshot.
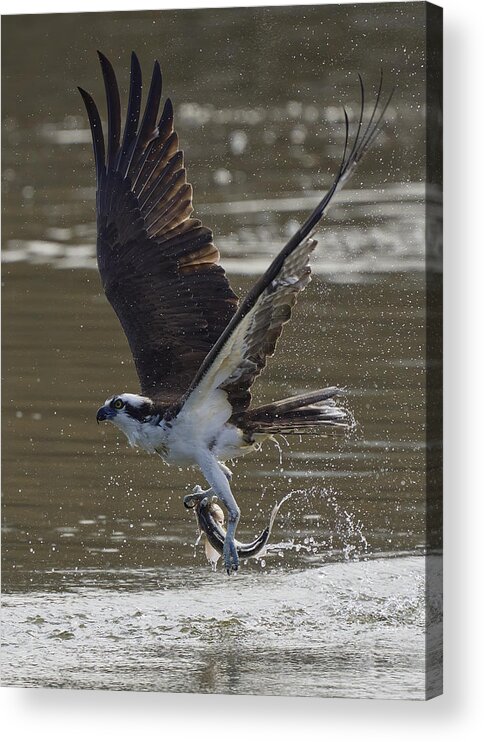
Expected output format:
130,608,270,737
239,386,352,436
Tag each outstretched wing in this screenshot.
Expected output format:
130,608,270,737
79,52,238,403
179,76,393,426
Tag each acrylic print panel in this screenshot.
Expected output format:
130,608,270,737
1,1,442,698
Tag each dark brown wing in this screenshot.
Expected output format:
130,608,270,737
182,75,394,417
79,52,238,402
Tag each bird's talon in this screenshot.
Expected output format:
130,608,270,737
201,494,218,508
183,494,197,509
223,535,239,575
185,486,214,509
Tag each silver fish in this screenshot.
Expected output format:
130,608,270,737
184,488,291,570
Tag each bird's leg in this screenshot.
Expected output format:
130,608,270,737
223,497,241,574
197,454,240,574
218,463,233,481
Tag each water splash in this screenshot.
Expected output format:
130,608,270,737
1,556,436,698
261,485,369,564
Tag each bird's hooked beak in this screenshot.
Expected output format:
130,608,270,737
96,405,115,424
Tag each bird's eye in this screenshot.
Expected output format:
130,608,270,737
113,399,124,410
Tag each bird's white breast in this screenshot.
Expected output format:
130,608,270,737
111,414,165,454
113,407,256,467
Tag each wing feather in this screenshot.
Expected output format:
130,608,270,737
97,51,121,169
180,76,393,421
77,88,105,182
79,52,238,402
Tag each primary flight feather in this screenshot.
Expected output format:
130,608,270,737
79,51,392,573
79,52,238,402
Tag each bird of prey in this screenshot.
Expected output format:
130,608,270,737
79,52,391,574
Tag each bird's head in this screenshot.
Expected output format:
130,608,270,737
96,394,154,439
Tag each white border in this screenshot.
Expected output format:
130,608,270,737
1,0,483,739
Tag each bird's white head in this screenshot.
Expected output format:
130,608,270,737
96,393,154,446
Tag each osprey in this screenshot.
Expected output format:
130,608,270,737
79,52,391,574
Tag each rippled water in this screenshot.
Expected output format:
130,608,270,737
2,557,442,698
1,5,441,698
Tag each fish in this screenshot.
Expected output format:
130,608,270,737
184,488,291,570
